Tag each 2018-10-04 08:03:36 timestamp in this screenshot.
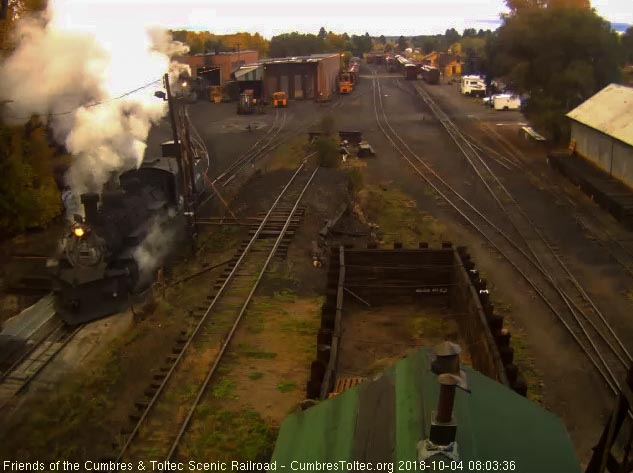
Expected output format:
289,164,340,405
397,460,517,471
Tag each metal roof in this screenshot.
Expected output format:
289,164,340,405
251,53,339,66
272,347,580,471
233,65,261,79
567,83,633,147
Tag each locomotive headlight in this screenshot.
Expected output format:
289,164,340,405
72,226,85,238
181,81,188,88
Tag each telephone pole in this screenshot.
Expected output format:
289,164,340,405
163,73,197,243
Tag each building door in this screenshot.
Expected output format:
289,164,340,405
280,75,289,96
304,74,314,99
294,74,303,99
266,75,277,100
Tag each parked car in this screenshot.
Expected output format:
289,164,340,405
493,94,521,111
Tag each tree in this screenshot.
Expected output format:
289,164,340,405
0,122,63,236
622,26,633,64
318,26,326,40
491,7,620,140
504,0,589,13
350,33,372,57
421,37,440,54
269,32,324,57
378,35,386,45
444,28,461,46
397,35,407,52
463,28,477,38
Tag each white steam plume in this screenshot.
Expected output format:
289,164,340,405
0,0,190,194
133,214,177,284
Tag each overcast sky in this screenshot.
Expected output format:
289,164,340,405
61,0,632,38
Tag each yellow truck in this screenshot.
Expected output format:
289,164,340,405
273,91,287,108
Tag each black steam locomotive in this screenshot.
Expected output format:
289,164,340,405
50,142,207,325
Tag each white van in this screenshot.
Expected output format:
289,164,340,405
493,94,521,111
461,75,486,96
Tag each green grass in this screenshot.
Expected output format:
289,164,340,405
183,408,277,461
248,371,264,380
280,318,315,335
359,184,449,247
212,379,237,399
242,351,277,359
276,381,297,393
196,225,242,253
268,137,309,171
273,290,296,303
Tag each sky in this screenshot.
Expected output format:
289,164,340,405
58,0,632,38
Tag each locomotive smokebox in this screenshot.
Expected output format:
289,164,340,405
81,193,99,224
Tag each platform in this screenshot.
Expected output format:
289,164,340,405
548,151,633,230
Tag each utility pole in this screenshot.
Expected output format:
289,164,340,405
163,73,196,243
164,73,184,191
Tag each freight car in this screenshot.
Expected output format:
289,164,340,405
50,142,207,325
420,65,440,85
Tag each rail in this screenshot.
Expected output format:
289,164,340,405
117,158,318,461
372,70,630,395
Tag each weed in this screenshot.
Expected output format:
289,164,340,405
358,185,449,247
273,290,296,303
212,379,237,399
248,372,264,380
183,408,277,461
269,137,308,171
506,319,543,403
195,403,212,419
280,319,313,335
347,167,364,195
243,351,277,359
277,381,296,393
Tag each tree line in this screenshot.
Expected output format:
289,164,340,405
1,0,64,237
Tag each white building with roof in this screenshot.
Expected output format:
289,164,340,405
567,83,633,188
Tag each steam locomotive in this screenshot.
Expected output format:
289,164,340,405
50,142,208,325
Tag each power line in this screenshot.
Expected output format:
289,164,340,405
4,77,163,120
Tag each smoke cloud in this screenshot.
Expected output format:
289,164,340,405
0,0,189,194
133,213,177,285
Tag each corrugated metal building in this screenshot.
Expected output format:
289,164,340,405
272,346,580,470
252,54,340,101
175,50,259,84
567,84,633,189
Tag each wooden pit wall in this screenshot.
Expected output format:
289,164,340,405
307,244,529,399
451,248,508,384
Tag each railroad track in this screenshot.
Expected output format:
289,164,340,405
473,117,633,281
372,71,631,394
213,108,288,188
116,159,318,462
0,319,80,410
